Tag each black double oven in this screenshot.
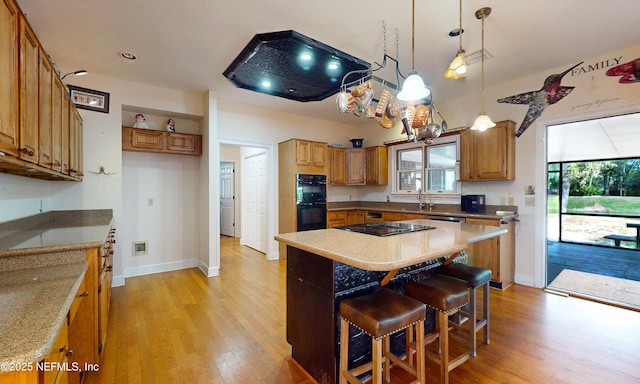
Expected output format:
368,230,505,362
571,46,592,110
296,174,327,231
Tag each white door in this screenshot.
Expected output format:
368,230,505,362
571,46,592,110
243,152,267,253
220,162,235,237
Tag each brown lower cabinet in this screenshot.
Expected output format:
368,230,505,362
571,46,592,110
465,217,516,289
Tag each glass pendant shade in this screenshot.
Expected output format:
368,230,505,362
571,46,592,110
397,72,431,101
470,113,496,131
444,50,466,80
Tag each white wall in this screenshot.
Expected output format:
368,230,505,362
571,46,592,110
3,44,638,289
351,44,640,288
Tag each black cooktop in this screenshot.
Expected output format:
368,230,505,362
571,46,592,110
335,222,436,237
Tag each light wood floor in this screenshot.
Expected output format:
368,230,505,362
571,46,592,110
87,237,640,384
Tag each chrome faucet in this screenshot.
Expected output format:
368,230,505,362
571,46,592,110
417,188,424,210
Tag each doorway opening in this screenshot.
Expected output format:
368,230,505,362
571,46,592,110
545,112,640,310
219,143,270,256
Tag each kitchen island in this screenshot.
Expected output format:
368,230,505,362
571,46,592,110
275,219,507,384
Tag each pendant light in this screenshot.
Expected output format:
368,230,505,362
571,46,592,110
470,7,495,131
397,0,431,102
444,0,467,80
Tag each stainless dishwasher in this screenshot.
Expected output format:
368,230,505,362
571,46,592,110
427,215,466,223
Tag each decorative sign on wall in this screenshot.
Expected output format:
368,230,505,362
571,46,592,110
68,85,110,113
606,57,640,84
497,61,583,138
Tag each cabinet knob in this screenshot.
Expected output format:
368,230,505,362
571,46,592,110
80,291,89,297
65,349,74,357
107,266,113,271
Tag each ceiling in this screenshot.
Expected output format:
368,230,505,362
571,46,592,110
548,112,640,163
15,0,640,126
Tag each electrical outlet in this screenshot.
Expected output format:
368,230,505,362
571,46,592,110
507,196,515,206
525,196,535,206
147,198,154,206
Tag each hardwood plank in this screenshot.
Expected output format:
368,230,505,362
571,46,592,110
85,237,640,384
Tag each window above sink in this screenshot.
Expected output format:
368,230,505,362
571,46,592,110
389,135,461,202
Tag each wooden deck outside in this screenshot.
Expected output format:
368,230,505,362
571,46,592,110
547,241,640,284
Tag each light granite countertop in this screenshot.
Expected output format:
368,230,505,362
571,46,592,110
0,210,112,372
0,210,113,257
275,219,507,271
0,259,87,372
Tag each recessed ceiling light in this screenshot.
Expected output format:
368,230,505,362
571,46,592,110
327,61,339,70
121,52,137,60
261,80,271,88
300,52,312,61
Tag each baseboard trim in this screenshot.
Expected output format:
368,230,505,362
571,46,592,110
123,259,199,279
198,259,219,277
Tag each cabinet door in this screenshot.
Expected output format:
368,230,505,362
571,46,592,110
465,218,500,281
311,141,326,166
327,211,346,228
51,76,64,172
460,121,515,181
345,148,365,185
165,132,202,155
365,146,388,185
38,47,53,168
346,210,365,225
18,15,39,163
61,94,70,174
328,147,345,185
68,248,99,367
0,0,19,156
69,107,82,178
295,140,312,166
474,121,515,180
459,129,473,181
383,212,403,221
126,126,163,151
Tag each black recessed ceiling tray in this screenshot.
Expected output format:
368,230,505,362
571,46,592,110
223,30,370,102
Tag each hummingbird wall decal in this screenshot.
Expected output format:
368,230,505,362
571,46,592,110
497,61,583,137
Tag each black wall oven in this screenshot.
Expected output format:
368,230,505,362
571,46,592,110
296,174,327,231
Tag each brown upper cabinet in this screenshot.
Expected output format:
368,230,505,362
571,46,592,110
327,146,346,185
365,146,388,185
460,120,516,181
346,148,366,185
296,139,326,169
0,0,83,181
38,46,53,168
0,0,19,156
18,14,39,164
122,126,203,156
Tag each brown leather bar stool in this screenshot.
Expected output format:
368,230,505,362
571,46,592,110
339,288,427,384
437,263,491,357
404,275,471,384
